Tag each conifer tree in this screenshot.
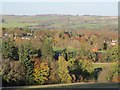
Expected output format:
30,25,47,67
41,37,53,61
19,43,34,85
58,56,72,83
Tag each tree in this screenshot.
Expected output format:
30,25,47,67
58,56,72,83
10,46,19,60
2,39,13,59
103,41,107,50
79,60,94,74
68,58,94,82
2,60,26,86
19,43,34,85
79,60,94,81
78,46,91,60
68,58,81,82
48,61,61,84
106,61,119,82
41,37,53,61
61,48,68,61
2,38,19,60
106,45,118,62
33,60,50,84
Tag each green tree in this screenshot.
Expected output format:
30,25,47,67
68,59,94,82
41,37,53,61
19,43,34,85
58,56,72,83
2,39,13,59
106,61,120,82
61,48,68,61
106,45,118,62
68,58,81,82
79,60,94,74
103,41,107,50
2,38,19,60
78,46,91,60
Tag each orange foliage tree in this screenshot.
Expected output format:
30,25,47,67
33,60,50,84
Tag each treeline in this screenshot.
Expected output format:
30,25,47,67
2,37,92,86
2,36,119,86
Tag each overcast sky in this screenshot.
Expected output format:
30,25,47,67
1,1,118,16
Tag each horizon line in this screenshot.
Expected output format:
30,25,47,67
1,14,118,17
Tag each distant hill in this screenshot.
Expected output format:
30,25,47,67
1,14,118,31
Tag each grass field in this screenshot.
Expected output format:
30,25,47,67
2,15,117,30
92,63,115,69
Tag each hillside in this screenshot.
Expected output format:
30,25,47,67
2,15,118,31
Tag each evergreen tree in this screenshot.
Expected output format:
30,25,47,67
62,48,68,61
2,38,19,60
103,41,107,50
2,39,14,59
68,59,94,82
106,45,118,62
58,56,72,83
19,43,34,85
41,37,53,61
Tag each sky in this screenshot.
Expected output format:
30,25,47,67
0,0,119,2
0,0,119,16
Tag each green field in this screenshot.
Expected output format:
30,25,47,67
2,22,38,28
2,15,117,30
92,63,115,69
